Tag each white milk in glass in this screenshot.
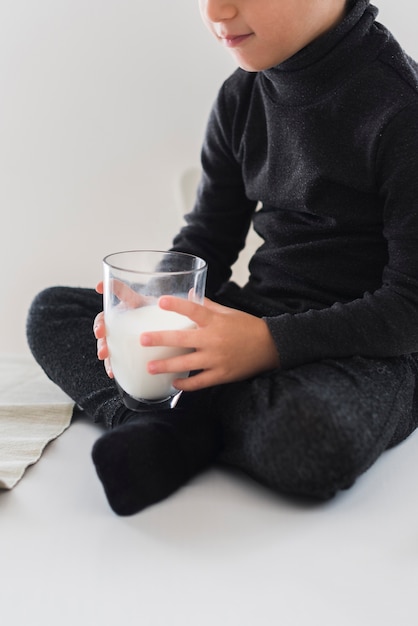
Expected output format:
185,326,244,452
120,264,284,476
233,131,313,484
106,304,194,401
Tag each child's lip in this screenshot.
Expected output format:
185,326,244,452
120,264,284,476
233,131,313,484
219,33,253,48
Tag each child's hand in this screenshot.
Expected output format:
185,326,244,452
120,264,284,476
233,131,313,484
142,296,280,391
94,280,151,378
93,282,113,378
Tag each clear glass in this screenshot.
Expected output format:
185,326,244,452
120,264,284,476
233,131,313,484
103,250,207,411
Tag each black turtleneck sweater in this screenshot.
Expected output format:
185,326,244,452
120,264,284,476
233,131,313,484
171,0,418,370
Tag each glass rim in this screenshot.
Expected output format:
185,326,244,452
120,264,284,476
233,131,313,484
103,249,207,277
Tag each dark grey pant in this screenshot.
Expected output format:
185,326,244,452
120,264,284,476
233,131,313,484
26,286,418,500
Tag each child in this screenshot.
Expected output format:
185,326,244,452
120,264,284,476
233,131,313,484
27,0,418,515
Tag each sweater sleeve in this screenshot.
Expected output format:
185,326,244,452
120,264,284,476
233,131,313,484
266,104,418,369
171,80,257,298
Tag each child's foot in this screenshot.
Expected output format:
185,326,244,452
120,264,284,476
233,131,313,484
92,401,221,515
91,418,189,515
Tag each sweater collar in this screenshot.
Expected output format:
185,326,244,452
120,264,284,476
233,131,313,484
261,1,383,106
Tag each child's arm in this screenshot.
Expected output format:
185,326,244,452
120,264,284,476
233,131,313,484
264,103,418,370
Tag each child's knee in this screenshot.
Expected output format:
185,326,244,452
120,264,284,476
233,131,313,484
26,286,74,357
28,286,67,320
247,390,364,500
27,287,57,331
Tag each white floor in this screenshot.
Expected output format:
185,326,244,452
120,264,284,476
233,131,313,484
2,409,418,626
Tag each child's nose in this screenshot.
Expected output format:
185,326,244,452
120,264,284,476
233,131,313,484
201,0,237,23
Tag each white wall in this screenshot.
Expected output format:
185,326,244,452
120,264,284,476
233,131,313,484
0,0,416,354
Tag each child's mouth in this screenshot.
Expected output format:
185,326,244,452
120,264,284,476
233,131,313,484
221,33,253,48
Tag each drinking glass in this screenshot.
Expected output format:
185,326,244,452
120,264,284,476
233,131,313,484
103,250,207,411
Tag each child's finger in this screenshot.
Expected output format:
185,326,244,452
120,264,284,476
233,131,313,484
158,295,210,325
104,358,114,378
97,337,109,360
93,312,105,338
